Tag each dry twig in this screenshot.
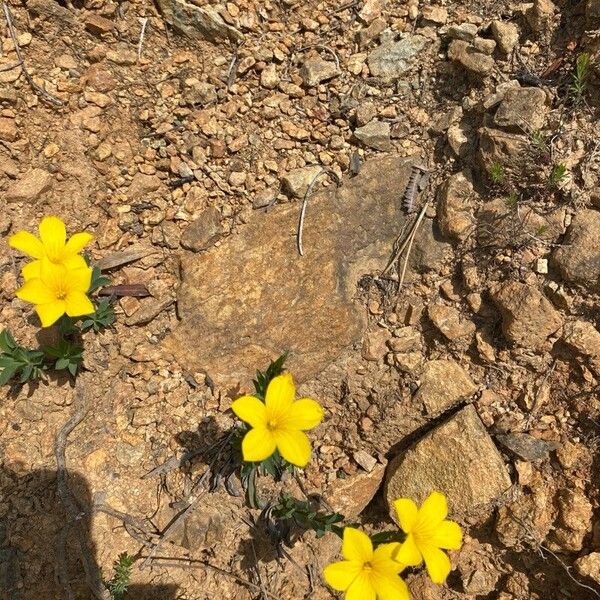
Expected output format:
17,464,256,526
2,2,63,106
137,17,149,62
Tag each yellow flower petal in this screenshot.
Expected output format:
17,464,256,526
64,232,93,254
65,292,95,317
231,395,267,429
39,216,66,261
67,267,93,293
346,572,376,600
264,373,295,421
283,398,324,431
39,259,67,286
416,491,448,528
394,498,418,533
431,520,462,550
16,278,55,305
36,301,66,327
21,260,42,281
63,254,89,272
273,429,311,467
372,573,410,600
241,428,276,463
342,528,373,563
372,543,405,575
322,560,362,591
9,231,45,259
394,533,422,567
420,543,452,584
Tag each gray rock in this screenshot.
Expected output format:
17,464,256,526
448,40,495,75
367,35,428,78
5,168,53,202
155,0,242,43
496,433,559,462
281,165,324,198
180,206,222,252
353,120,391,151
494,87,548,131
165,156,418,385
552,209,600,290
490,20,520,54
447,23,478,41
491,281,563,349
385,405,511,520
438,172,475,241
299,58,339,87
414,359,477,415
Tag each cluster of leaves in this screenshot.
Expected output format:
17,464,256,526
252,351,287,399
0,267,115,385
105,553,135,600
570,52,590,104
261,493,345,552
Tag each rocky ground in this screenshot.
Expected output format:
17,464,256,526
0,0,599,598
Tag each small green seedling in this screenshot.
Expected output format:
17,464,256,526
105,553,135,600
42,339,83,377
570,53,590,103
504,191,520,209
0,330,46,385
488,162,505,185
548,163,567,187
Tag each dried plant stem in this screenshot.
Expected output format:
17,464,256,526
137,17,149,61
398,200,429,289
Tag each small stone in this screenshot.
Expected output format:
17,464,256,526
355,102,378,127
448,40,495,75
491,281,563,349
490,20,520,54
552,209,600,290
84,63,116,92
180,206,222,252
354,120,391,151
0,117,18,142
526,0,557,34
358,0,385,23
183,80,217,105
95,142,112,161
353,449,378,472
6,168,53,203
229,171,247,187
437,171,475,241
535,258,548,274
260,63,279,89
473,37,496,55
126,297,174,326
388,326,420,352
447,123,470,156
428,304,476,342
494,87,548,131
414,359,477,415
128,173,162,200
367,36,428,78
300,58,339,87
43,143,60,158
561,320,600,374
496,433,559,462
394,351,423,372
447,23,479,41
281,165,323,198
421,5,447,24
385,405,511,519
361,328,391,361
575,553,600,585
85,13,114,35
551,489,593,552
84,90,112,108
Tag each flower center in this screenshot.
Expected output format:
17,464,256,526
266,419,279,431
53,280,69,301
363,562,373,572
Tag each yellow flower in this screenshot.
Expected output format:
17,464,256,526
15,260,95,327
393,491,462,584
9,215,92,280
231,372,324,467
323,527,409,600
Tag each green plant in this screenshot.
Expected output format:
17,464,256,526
252,351,288,399
548,163,567,187
570,53,590,102
530,130,549,153
0,330,46,385
42,339,84,376
81,297,116,332
105,553,135,600
488,162,505,184
504,191,520,209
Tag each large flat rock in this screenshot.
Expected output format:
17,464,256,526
385,405,511,521
166,156,416,385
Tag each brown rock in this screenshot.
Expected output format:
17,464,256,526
84,64,116,92
494,87,548,131
5,168,53,202
491,282,563,349
575,553,600,585
414,359,477,415
0,117,18,142
428,304,476,342
551,488,593,552
552,209,600,290
180,206,223,252
281,165,326,199
448,40,495,76
85,13,114,35
526,0,557,33
438,172,475,241
165,156,418,385
385,405,511,519
127,173,162,200
561,319,600,374
300,58,339,87
361,327,391,361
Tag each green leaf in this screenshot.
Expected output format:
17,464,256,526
0,330,16,352
0,364,18,386
55,357,70,370
89,265,111,294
